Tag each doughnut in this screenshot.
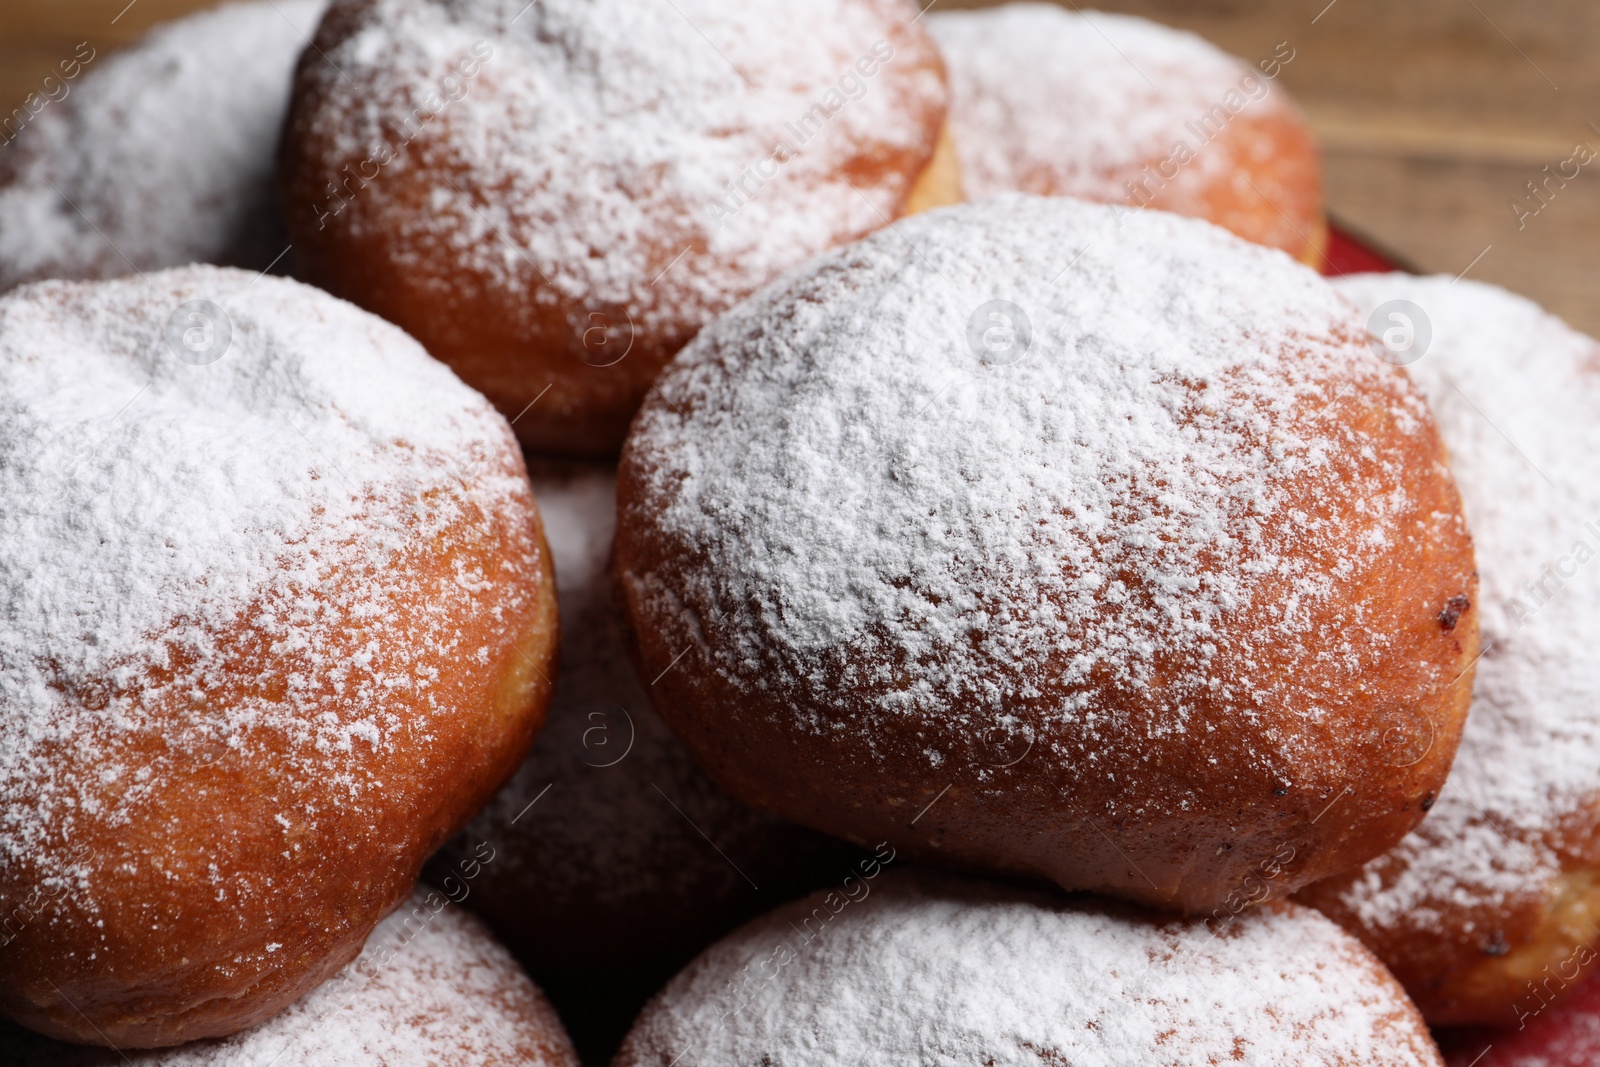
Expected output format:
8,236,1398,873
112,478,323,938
0,887,579,1065
0,0,327,292
1297,274,1600,1026
927,3,1325,265
613,869,1445,1066
279,0,957,457
613,194,1479,915
426,461,852,1057
0,266,557,1046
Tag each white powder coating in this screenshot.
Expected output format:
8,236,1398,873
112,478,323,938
0,264,536,887
0,0,327,291
0,889,579,1065
288,0,945,341
618,195,1450,774
614,870,1444,1067
928,4,1278,201
1317,274,1600,934
446,464,806,933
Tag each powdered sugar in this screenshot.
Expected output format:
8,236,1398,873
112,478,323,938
0,889,578,1064
0,263,534,897
618,195,1449,780
614,870,1443,1066
437,462,840,977
928,4,1267,203
1315,274,1600,931
287,0,945,343
0,0,326,290
447,465,796,908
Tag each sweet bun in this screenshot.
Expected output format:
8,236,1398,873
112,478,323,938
0,0,326,291
1299,275,1600,1026
614,194,1478,915
614,869,1445,1067
280,0,957,457
427,463,851,1052
0,889,579,1066
928,3,1325,264
0,266,557,1046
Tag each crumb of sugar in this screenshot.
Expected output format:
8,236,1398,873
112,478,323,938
0,889,578,1065
0,0,327,290
1320,273,1600,932
289,0,945,342
928,3,1273,202
614,870,1443,1066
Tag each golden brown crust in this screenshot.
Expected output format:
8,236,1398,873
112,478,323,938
1016,103,1326,265
0,891,582,1065
611,197,1478,917
1136,105,1327,265
928,7,1324,263
280,0,951,458
616,368,1478,913
0,457,558,1048
1291,272,1600,1029
1301,842,1600,1026
902,122,964,216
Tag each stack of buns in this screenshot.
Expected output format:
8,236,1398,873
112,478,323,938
1,2,1594,1065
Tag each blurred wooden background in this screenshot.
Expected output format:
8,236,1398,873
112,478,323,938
2,0,1596,333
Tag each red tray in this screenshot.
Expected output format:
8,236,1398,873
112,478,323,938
1321,219,1413,276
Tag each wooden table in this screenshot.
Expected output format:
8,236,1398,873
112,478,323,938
3,0,1596,334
